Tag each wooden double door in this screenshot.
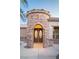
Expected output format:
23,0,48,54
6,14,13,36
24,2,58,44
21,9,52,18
34,28,43,43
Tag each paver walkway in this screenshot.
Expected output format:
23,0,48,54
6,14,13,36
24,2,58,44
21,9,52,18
20,44,59,59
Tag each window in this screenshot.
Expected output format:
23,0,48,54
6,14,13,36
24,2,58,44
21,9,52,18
53,27,59,39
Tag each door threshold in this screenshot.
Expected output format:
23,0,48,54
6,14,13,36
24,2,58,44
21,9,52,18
33,43,43,48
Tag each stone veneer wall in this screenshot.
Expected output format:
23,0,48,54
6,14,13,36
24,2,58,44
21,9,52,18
20,27,27,41
47,21,59,47
27,20,49,48
20,21,59,48
26,12,50,48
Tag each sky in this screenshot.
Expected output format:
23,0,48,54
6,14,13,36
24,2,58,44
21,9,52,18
20,0,59,24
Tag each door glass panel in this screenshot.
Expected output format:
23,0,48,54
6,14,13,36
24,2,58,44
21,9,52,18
39,30,42,38
35,30,38,39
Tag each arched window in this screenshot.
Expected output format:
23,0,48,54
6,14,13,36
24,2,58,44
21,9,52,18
34,24,42,28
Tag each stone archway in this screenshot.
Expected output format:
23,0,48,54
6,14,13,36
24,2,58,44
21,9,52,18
33,24,43,48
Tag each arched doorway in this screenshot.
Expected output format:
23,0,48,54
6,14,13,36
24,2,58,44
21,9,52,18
33,24,43,48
